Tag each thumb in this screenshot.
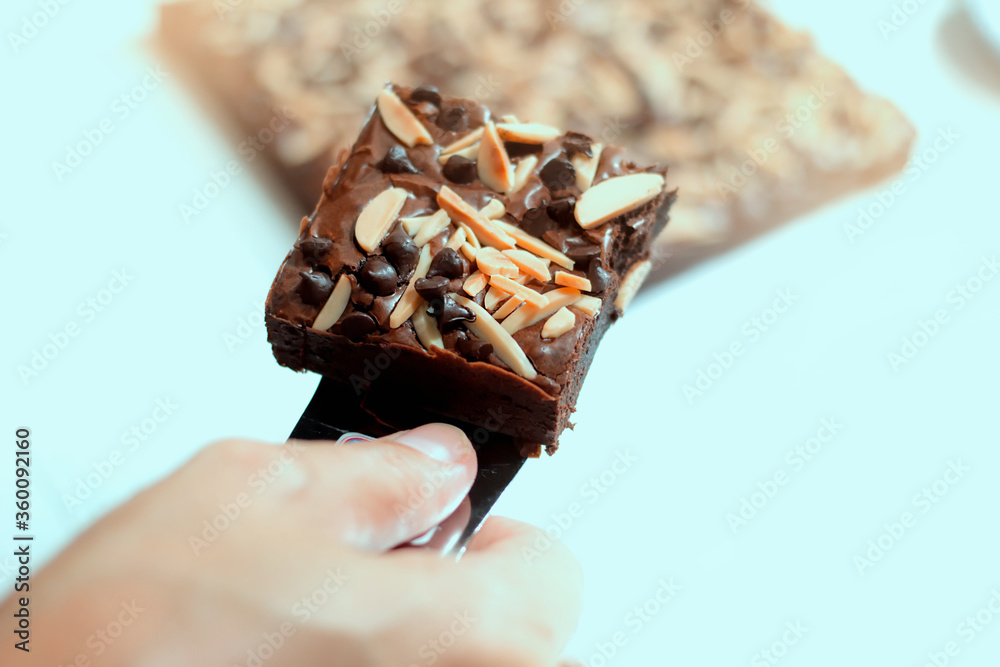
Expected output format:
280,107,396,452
305,424,477,551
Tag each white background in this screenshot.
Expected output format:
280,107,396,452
3,0,1000,665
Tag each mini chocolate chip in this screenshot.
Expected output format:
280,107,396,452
443,155,477,184
376,145,419,175
540,158,576,192
547,197,577,225
340,312,377,340
588,257,610,293
542,230,568,253
566,243,602,267
410,85,441,107
456,336,494,362
428,295,475,332
359,257,398,296
426,248,468,280
521,207,554,238
437,105,468,132
382,229,419,275
414,275,450,302
298,270,334,307
505,141,543,159
563,131,593,157
297,236,334,265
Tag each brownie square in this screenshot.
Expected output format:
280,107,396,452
265,84,675,453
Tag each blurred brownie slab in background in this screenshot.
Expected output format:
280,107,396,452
158,0,914,274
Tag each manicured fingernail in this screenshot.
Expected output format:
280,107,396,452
393,424,470,463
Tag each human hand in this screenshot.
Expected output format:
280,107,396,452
3,425,582,666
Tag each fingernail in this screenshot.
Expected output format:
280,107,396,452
393,424,470,463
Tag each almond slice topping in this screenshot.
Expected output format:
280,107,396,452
457,221,481,249
496,122,562,144
575,173,665,229
437,186,516,250
400,214,433,236
479,199,507,220
412,303,443,351
412,209,451,247
312,274,352,331
388,243,433,328
377,89,432,148
572,143,603,191
462,270,488,297
445,226,467,251
614,260,652,312
574,295,602,317
477,121,515,194
453,295,537,380
476,247,519,278
440,127,485,156
501,287,582,335
484,285,509,312
511,155,539,194
437,143,479,165
489,275,549,308
355,187,409,253
541,307,576,339
493,219,574,269
502,249,551,282
554,271,592,291
492,295,524,321
500,114,520,124
460,243,478,262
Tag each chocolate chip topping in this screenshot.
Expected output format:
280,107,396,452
456,335,494,362
428,295,475,332
376,145,420,175
546,197,577,225
587,257,610,293
540,158,577,192
505,141,543,159
521,207,553,238
566,243,602,267
426,248,468,280
442,155,477,184
382,227,420,276
297,236,334,265
297,270,334,306
410,85,442,107
436,104,469,132
358,257,398,296
563,132,593,157
414,275,450,302
340,312,378,340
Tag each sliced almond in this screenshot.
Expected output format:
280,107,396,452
493,219,574,269
492,295,524,321
312,274,352,331
511,154,539,194
440,127,485,156
614,260,652,312
412,303,443,351
541,307,576,339
574,295,602,317
460,242,478,262
515,273,533,286
502,287,582,335
457,221,481,249
502,249,551,282
484,285,509,312
400,214,433,236
437,186,516,250
453,296,537,380
437,143,479,165
573,143,603,191
377,89,432,148
355,187,409,253
500,114,520,124
445,226,467,251
388,243,433,328
477,121,515,194
496,122,562,144
479,199,506,220
554,271,592,292
476,247,519,278
463,270,488,297
412,209,451,247
575,173,665,229
489,275,549,308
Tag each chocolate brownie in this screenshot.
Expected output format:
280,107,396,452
265,85,675,453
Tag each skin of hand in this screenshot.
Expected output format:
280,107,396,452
1,425,583,667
